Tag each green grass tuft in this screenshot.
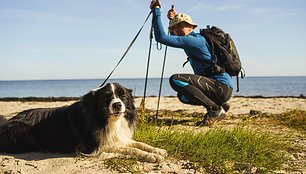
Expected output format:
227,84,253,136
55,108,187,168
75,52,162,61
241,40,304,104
134,124,289,173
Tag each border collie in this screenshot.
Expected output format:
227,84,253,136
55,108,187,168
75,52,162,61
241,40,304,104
0,83,167,162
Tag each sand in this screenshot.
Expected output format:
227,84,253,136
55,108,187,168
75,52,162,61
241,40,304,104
0,97,305,173
1,97,306,118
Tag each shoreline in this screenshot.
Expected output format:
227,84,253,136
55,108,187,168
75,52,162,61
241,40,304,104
0,95,305,102
1,96,306,118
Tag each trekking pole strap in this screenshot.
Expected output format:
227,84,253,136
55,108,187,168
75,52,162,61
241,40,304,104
100,11,153,87
236,76,239,92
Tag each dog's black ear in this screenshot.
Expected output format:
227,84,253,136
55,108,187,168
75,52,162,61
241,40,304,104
127,89,133,97
81,90,97,113
0,115,7,125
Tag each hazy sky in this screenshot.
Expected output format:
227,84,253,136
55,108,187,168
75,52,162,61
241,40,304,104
0,0,305,80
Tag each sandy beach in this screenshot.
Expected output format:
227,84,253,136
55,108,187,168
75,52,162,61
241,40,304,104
0,96,306,173
1,96,306,118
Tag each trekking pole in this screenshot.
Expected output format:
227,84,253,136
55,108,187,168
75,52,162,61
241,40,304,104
155,4,174,120
155,41,168,120
143,21,154,102
139,12,155,122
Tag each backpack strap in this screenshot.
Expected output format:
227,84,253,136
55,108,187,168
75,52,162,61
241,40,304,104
182,57,190,67
236,68,246,92
182,56,214,66
236,76,240,92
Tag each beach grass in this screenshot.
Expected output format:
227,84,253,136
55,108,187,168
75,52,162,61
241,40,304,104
100,109,305,173
104,157,141,173
269,109,306,133
134,124,289,173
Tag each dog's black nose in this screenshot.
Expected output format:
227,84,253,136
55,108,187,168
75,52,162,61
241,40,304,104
112,102,122,110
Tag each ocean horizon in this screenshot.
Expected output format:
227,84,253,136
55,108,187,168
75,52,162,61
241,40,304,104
0,76,305,98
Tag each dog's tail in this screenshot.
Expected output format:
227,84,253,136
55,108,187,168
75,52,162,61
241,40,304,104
0,115,7,126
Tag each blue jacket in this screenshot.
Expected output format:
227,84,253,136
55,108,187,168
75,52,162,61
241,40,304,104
152,8,234,89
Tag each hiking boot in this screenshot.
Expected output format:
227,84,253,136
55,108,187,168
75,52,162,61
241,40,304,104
222,102,230,112
195,114,210,127
195,107,226,127
207,107,226,126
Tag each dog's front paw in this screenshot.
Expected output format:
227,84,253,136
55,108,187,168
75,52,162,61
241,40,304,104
145,154,157,163
153,154,165,163
154,148,168,157
145,153,165,163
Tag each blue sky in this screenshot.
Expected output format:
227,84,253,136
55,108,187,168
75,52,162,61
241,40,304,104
0,0,305,80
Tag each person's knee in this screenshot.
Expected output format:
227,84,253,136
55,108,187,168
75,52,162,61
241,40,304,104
169,74,189,89
169,74,178,85
169,74,178,89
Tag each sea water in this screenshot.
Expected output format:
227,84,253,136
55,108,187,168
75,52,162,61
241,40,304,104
0,76,305,98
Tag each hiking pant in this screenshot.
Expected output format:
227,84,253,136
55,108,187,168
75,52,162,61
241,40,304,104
169,73,233,111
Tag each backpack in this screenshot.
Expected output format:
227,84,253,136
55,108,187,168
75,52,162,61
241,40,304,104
184,25,245,91
200,25,243,76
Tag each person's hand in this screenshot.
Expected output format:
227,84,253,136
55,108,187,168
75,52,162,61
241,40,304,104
167,6,176,20
150,0,161,9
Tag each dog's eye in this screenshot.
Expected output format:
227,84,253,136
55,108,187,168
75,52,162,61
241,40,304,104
120,95,128,100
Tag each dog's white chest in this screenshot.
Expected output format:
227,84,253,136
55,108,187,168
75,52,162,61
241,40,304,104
102,117,133,146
